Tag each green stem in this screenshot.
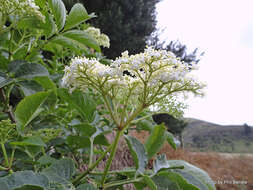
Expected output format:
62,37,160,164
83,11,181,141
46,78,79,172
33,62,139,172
88,138,94,167
72,144,113,186
102,94,119,126
9,147,16,168
100,130,122,188
1,142,9,167
123,104,145,131
41,147,46,156
90,169,136,175
0,88,15,123
104,177,142,189
0,165,8,171
8,29,14,61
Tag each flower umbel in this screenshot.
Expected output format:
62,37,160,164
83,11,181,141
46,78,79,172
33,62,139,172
0,0,45,21
84,27,110,48
62,47,205,125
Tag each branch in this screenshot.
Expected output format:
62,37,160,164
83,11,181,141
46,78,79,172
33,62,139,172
0,88,15,123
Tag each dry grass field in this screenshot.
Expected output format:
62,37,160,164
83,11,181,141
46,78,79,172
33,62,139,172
93,131,253,189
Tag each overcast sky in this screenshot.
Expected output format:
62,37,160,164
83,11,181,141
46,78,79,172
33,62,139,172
156,0,253,125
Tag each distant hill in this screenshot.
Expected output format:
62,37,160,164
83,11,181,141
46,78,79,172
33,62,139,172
182,118,253,153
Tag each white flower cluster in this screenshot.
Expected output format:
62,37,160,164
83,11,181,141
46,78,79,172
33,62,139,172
84,27,110,48
0,0,45,21
62,47,204,108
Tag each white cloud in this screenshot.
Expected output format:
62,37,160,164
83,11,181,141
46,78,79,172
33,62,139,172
157,0,253,125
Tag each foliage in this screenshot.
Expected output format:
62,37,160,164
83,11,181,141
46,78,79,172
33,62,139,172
63,0,162,59
0,0,215,189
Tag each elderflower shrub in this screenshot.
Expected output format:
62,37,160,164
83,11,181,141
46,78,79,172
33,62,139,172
62,47,205,114
84,27,110,48
0,0,45,21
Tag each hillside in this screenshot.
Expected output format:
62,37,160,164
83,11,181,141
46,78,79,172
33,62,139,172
182,118,253,153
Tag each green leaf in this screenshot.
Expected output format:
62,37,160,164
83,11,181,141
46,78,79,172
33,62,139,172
37,155,57,165
153,154,170,173
145,124,166,159
134,182,147,190
151,172,180,190
42,12,56,37
62,30,101,52
35,0,46,8
67,135,91,149
0,76,13,88
49,0,66,31
159,171,200,190
34,76,56,91
165,131,177,150
18,81,43,96
7,60,26,73
94,134,109,146
136,119,154,132
0,171,49,190
143,175,157,190
72,123,96,137
14,185,44,190
77,183,98,190
17,18,44,30
42,158,75,180
65,3,91,31
15,63,49,79
167,160,216,190
49,35,83,53
125,135,148,173
15,92,49,130
10,136,46,147
58,89,96,122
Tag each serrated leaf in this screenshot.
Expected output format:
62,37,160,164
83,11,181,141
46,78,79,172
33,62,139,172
165,131,177,150
35,0,46,8
14,185,44,190
125,135,147,173
7,60,27,73
49,0,66,31
143,175,157,190
136,119,154,132
153,154,170,173
67,135,91,149
34,76,56,91
158,171,200,190
0,76,13,88
17,17,44,30
72,123,96,137
15,92,49,129
0,171,49,190
43,12,56,37
58,89,96,122
77,183,98,190
37,155,57,165
18,81,43,96
65,3,92,31
10,136,46,147
14,63,49,79
62,30,101,52
94,134,109,146
50,35,82,53
167,160,216,190
42,158,75,180
145,124,166,159
152,172,180,190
